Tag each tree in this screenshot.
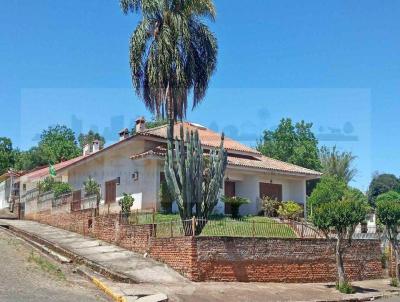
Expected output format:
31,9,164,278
38,125,80,164
319,146,357,184
13,147,45,171
376,191,400,282
119,193,135,215
257,118,321,195
121,0,218,141
308,176,348,216
368,174,400,208
78,131,105,150
159,180,174,214
0,137,15,175
257,118,321,171
312,187,368,292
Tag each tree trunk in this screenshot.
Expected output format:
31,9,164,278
166,82,174,144
335,236,347,286
394,242,400,281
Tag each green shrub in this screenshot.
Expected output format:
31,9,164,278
336,281,354,294
277,201,303,220
261,196,280,217
37,177,56,193
390,278,399,287
221,196,250,218
119,193,134,215
53,182,72,198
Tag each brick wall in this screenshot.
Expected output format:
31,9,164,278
149,236,198,279
194,237,382,282
24,212,383,283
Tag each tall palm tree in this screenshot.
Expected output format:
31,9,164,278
319,146,357,184
120,0,218,141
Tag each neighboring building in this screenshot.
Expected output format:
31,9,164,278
19,119,322,215
0,170,22,210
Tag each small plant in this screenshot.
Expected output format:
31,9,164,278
221,196,250,218
336,281,355,294
277,201,303,220
119,193,134,215
83,176,101,209
159,181,173,214
390,277,399,287
262,196,280,217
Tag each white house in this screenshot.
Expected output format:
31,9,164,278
0,170,21,210
19,119,322,216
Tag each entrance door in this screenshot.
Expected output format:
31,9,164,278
259,183,282,201
105,180,117,204
224,181,236,215
71,190,82,211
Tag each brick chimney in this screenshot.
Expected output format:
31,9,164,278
135,117,146,133
119,128,129,141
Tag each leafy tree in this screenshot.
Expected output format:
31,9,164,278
13,147,43,171
376,191,400,282
130,118,168,135
221,196,250,219
37,177,72,198
38,125,80,164
308,176,348,216
78,131,105,150
257,119,321,195
257,118,321,171
0,137,15,175
121,0,218,141
277,201,303,220
319,146,357,184
368,174,400,208
312,187,368,292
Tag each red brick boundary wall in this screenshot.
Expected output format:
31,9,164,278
24,212,383,282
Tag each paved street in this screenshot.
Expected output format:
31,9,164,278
0,229,109,302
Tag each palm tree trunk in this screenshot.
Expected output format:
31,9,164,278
166,82,174,143
336,236,346,286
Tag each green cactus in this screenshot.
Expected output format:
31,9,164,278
164,125,227,235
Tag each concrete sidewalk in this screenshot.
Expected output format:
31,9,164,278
1,219,187,285
1,219,400,302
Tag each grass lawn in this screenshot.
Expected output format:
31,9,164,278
132,213,296,238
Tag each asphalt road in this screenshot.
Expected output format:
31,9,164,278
0,228,109,302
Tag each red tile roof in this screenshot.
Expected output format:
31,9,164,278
138,122,260,155
23,156,86,180
130,146,322,177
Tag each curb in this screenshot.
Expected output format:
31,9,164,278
77,267,127,302
3,224,135,283
77,267,168,302
311,290,400,302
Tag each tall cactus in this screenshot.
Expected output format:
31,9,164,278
164,125,227,234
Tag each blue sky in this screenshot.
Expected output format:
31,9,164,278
1,0,399,191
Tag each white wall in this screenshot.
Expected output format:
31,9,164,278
0,181,7,209
66,139,162,214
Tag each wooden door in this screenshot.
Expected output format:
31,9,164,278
259,183,282,201
71,190,82,211
105,180,117,204
224,181,236,215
